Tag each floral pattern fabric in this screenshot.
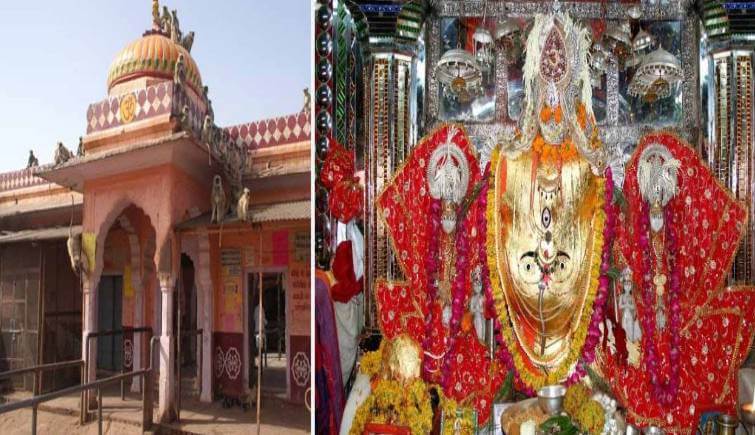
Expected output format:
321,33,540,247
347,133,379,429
600,132,754,432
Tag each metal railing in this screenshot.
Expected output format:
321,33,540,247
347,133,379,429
0,359,85,429
82,326,153,422
0,359,84,395
0,336,159,435
177,328,203,422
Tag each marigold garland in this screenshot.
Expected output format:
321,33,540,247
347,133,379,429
351,344,477,435
359,346,384,378
485,146,607,391
531,134,579,163
563,383,591,416
531,102,590,164
576,399,606,434
349,379,433,435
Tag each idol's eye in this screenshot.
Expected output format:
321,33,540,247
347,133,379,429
550,252,573,283
518,253,542,284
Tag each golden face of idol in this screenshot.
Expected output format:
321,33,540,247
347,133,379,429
492,153,602,367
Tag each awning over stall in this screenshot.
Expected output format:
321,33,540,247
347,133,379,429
175,200,310,231
0,226,81,244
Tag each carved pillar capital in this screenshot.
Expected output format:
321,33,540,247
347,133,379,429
158,272,175,291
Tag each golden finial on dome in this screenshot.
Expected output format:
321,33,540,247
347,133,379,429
152,0,160,30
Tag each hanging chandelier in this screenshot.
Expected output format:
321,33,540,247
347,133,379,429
494,18,521,63
603,22,632,63
626,28,655,68
435,48,483,103
434,0,482,103
494,18,519,41
590,41,610,88
628,46,683,102
472,0,494,70
632,28,654,53
473,26,494,69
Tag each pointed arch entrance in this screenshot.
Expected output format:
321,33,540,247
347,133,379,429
83,202,157,395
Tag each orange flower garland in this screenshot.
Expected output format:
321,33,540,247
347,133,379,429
539,104,563,124
531,103,595,165
532,135,578,164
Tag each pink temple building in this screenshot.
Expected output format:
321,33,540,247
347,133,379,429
0,7,310,425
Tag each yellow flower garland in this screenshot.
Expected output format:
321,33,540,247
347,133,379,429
359,346,383,377
485,146,606,391
576,399,606,434
564,383,591,416
349,347,477,435
349,379,433,435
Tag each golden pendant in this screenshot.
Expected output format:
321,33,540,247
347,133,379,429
653,273,666,297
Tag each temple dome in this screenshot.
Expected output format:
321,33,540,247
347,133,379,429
106,32,202,95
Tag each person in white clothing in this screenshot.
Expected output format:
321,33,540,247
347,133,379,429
253,302,267,360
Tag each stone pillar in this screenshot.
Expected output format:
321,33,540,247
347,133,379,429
128,233,144,392
157,272,176,423
130,272,144,392
82,274,99,408
196,235,214,402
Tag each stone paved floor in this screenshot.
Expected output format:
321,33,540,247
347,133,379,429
0,380,310,434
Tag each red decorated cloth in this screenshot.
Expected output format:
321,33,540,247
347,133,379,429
445,332,497,424
330,241,363,303
377,125,481,312
599,132,755,432
374,280,426,343
329,177,364,223
377,125,498,421
320,138,354,190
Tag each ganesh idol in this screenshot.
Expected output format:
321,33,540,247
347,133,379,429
340,10,755,435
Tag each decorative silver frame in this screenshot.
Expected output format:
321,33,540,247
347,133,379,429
424,0,701,149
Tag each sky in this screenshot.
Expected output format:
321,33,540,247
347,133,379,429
0,1,311,172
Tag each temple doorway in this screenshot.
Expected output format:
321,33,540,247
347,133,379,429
92,203,156,391
96,275,123,372
247,271,287,397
